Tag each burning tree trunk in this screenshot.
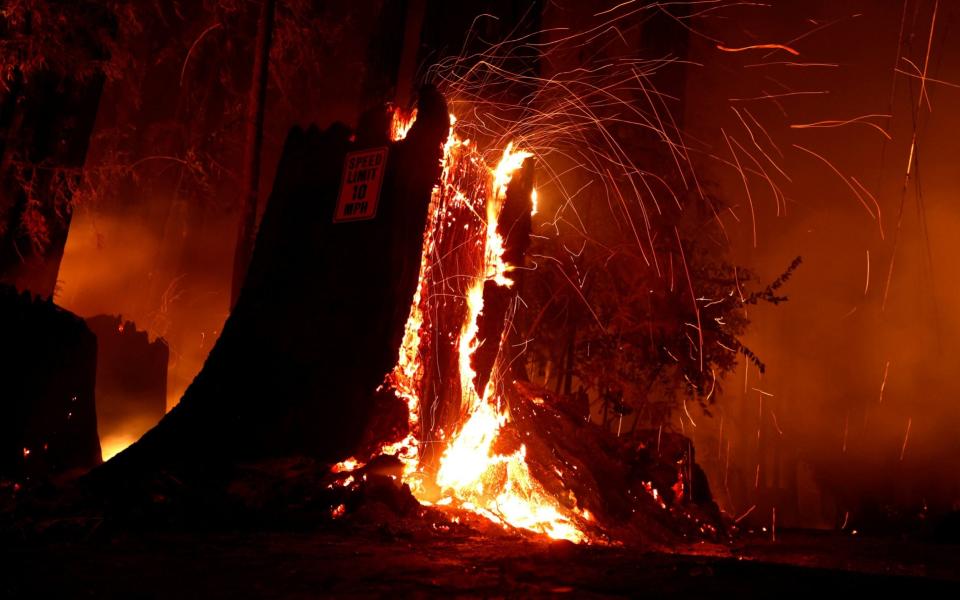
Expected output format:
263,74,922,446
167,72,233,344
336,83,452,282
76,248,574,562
409,154,490,471
82,81,722,544
474,158,534,390
357,113,726,543
385,140,534,479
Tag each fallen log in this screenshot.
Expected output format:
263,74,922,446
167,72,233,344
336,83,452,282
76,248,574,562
505,380,724,543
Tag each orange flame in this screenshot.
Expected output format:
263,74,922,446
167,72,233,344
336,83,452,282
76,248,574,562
378,110,587,542
389,107,418,141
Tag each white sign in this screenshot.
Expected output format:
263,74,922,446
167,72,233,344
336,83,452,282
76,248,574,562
334,147,387,222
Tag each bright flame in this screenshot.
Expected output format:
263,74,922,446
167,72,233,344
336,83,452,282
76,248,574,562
435,399,585,542
332,457,360,473
390,107,418,141
433,269,584,541
435,395,503,491
485,143,531,287
381,112,462,491
377,113,586,542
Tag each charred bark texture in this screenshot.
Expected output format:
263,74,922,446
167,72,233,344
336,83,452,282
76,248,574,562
474,158,533,394
506,380,723,541
412,151,490,471
410,157,534,478
91,87,449,487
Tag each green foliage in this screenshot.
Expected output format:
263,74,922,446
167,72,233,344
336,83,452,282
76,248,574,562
521,160,800,427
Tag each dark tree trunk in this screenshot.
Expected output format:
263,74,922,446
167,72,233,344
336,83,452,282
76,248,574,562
474,158,534,394
1,285,101,479
562,324,576,395
0,18,108,298
393,0,426,108
91,88,449,488
410,156,534,479
231,0,277,307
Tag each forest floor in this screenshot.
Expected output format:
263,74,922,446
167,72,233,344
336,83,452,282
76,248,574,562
3,526,959,598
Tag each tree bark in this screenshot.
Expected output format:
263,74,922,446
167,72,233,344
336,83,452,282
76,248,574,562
562,324,576,395
231,0,276,307
393,0,426,109
0,76,106,299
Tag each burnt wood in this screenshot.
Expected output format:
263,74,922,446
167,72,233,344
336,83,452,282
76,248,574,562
92,87,449,486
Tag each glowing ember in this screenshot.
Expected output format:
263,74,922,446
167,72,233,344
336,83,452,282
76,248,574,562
332,457,360,473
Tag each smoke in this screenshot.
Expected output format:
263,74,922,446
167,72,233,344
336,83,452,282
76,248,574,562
56,210,234,413
683,0,960,527
47,0,959,527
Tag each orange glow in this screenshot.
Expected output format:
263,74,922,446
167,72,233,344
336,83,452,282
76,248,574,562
332,457,361,473
101,433,139,461
380,112,459,491
485,142,531,287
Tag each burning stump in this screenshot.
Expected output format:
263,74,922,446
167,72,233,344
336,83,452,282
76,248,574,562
0,285,101,481
74,84,722,547
348,111,725,543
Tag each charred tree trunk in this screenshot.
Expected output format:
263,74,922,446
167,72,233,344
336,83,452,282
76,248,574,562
412,157,534,478
474,158,534,393
414,157,489,470
1,285,101,479
393,0,426,109
231,0,277,307
91,88,449,488
86,315,168,457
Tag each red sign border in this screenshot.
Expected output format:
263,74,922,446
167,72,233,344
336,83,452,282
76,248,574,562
334,146,389,223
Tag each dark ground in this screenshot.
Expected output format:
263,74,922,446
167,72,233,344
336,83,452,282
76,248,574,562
3,527,958,598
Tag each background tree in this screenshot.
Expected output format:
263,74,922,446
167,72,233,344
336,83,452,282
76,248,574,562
231,0,275,306
0,0,130,297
